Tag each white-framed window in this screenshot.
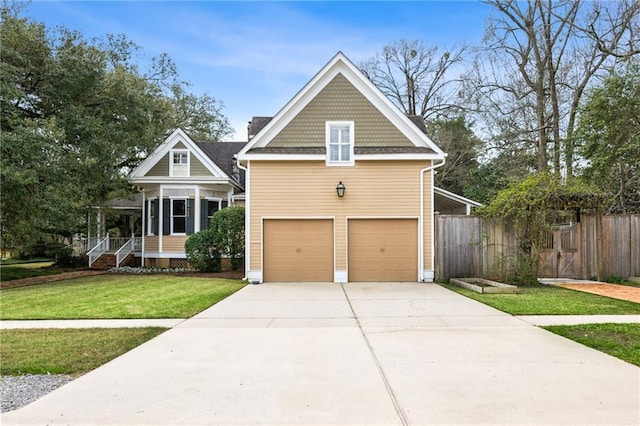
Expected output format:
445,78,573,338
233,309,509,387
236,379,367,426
171,198,187,234
326,121,354,166
147,199,158,236
207,199,221,223
170,149,189,177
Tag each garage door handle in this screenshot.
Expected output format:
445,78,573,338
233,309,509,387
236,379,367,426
380,247,385,253
296,248,302,253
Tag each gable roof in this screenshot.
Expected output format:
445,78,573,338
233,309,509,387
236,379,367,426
195,141,246,187
238,52,446,162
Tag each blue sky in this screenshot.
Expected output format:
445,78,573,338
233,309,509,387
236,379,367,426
25,1,493,140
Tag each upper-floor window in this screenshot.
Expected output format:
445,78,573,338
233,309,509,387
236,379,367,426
170,149,189,176
326,121,354,166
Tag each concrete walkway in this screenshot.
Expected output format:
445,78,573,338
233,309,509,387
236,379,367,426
2,283,639,425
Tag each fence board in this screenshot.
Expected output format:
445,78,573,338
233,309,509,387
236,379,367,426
435,214,640,282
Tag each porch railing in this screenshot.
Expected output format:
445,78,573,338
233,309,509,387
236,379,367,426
87,236,109,268
114,236,142,267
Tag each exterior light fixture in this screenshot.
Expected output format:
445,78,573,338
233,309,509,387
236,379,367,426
336,181,345,198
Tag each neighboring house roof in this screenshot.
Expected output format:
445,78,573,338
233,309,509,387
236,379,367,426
104,193,143,210
237,51,447,162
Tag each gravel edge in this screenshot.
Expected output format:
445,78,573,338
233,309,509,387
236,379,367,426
1,374,74,412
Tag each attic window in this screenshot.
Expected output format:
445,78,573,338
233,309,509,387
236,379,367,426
326,121,354,166
170,149,189,177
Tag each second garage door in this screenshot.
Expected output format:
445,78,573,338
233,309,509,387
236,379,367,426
348,219,418,282
263,219,333,282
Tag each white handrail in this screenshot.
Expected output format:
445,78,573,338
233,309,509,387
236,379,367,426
88,236,109,267
115,236,136,267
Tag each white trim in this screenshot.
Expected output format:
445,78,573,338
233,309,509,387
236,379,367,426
169,149,190,177
170,197,188,236
146,197,158,236
247,270,262,284
434,186,482,208
194,187,201,232
238,160,250,280
141,252,187,259
422,270,435,283
130,128,230,180
238,52,446,162
334,270,347,283
325,121,355,166
158,187,164,252
130,177,230,185
141,190,146,265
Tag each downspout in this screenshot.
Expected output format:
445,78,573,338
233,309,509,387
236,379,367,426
237,159,250,282
419,158,446,282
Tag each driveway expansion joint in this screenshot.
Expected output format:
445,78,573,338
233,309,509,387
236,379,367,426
339,283,409,426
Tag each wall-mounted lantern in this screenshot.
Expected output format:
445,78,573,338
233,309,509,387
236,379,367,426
336,181,346,198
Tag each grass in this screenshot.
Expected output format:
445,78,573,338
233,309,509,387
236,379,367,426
544,323,640,367
442,283,640,315
0,263,61,281
0,275,246,319
0,328,166,375
0,258,53,266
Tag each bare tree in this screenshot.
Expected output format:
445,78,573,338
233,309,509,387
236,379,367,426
359,39,468,120
469,0,640,176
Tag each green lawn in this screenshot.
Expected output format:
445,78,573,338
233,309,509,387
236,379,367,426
0,328,166,375
441,284,640,315
544,323,640,367
0,275,246,319
0,263,61,281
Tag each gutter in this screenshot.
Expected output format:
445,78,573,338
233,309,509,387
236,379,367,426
419,158,446,282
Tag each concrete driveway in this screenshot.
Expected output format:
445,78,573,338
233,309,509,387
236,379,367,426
3,283,639,425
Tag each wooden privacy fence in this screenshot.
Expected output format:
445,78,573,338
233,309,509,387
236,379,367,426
434,213,640,282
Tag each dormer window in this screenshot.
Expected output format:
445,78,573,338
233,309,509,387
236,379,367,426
170,149,189,176
326,121,354,166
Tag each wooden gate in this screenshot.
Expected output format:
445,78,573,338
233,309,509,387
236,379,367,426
538,224,581,278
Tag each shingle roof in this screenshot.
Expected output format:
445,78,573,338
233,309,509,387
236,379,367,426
248,117,273,139
194,141,248,187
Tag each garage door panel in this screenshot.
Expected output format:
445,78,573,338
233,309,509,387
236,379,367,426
264,219,333,282
348,219,417,282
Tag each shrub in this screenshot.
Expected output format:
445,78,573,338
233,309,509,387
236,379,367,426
210,206,245,271
54,247,88,268
185,229,221,272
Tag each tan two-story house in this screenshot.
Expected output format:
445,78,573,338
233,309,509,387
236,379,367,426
237,52,447,283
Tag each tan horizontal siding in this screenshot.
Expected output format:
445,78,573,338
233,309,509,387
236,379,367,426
190,155,211,176
145,236,159,252
268,74,413,148
249,160,433,272
147,153,169,176
162,236,188,253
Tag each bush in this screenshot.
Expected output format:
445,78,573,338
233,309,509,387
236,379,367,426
210,206,245,271
185,230,221,272
54,247,88,268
